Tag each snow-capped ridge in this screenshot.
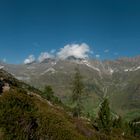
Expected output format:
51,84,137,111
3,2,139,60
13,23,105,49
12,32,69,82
40,67,56,75
81,59,100,72
108,68,114,75
0,65,4,69
124,66,140,72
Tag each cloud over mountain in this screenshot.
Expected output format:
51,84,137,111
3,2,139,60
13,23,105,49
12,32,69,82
38,52,54,62
23,43,92,64
57,43,90,60
24,55,35,64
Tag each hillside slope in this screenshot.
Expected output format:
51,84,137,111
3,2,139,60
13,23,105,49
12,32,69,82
0,56,140,119
0,69,139,140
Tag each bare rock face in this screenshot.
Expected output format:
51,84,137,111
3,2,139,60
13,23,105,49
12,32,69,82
0,77,10,94
3,83,10,93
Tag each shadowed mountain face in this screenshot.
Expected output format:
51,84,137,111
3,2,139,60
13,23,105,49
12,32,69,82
1,56,140,119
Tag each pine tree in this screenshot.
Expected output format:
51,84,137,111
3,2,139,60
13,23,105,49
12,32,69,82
43,85,62,104
97,98,111,132
72,67,84,118
43,85,54,101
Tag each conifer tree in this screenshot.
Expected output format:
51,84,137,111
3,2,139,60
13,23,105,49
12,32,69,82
72,67,84,118
43,85,54,101
97,97,111,132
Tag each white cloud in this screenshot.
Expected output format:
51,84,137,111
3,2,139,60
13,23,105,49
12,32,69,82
24,55,35,64
95,54,100,58
57,43,90,60
38,52,54,62
104,49,109,53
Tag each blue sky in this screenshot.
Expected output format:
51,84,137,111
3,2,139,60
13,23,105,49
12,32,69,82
0,0,140,64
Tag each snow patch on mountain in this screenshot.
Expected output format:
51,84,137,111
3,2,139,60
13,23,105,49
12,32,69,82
81,59,100,72
40,67,56,75
51,61,57,66
124,66,140,72
0,65,4,69
108,68,114,75
135,66,140,71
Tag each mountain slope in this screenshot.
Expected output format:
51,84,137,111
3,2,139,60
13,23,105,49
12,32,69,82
1,69,140,140
0,69,91,139
1,56,140,120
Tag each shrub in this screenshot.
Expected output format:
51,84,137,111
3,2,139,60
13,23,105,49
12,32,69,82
0,91,38,140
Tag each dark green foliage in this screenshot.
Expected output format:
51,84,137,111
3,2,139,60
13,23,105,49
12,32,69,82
0,91,38,140
112,115,123,129
0,91,85,140
0,79,4,93
43,85,62,104
72,103,82,117
37,112,85,140
97,98,111,132
72,68,84,118
129,117,140,137
72,68,84,102
43,85,54,100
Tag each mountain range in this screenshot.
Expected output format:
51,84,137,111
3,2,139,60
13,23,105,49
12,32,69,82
1,56,140,120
